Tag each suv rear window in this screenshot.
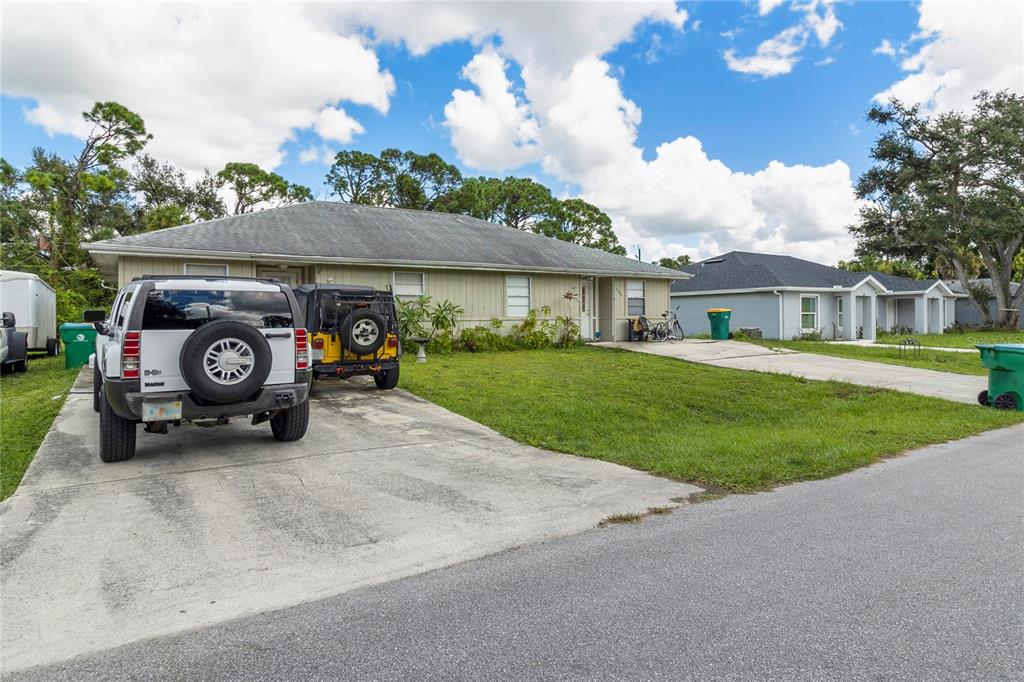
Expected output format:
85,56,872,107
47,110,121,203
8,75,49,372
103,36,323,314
142,289,293,330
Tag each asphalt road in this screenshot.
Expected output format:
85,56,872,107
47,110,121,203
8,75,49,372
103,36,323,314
9,424,1023,681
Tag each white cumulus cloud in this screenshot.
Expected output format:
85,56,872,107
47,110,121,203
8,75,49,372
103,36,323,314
873,0,1023,112
1,3,394,173
872,39,897,58
314,107,365,145
443,49,540,171
723,0,841,78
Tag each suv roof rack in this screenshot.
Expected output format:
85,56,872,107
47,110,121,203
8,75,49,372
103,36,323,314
134,274,283,284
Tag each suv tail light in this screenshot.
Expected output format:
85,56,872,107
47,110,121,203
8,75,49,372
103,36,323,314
295,329,309,370
312,336,324,350
386,336,398,349
122,331,141,378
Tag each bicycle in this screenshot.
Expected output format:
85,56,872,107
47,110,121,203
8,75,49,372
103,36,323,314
651,310,684,342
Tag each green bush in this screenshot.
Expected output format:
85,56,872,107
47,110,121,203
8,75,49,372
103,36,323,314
56,288,89,326
458,325,515,352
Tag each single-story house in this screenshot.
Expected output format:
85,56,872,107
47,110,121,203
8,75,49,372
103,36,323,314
670,251,957,340
84,201,683,342
947,279,1023,329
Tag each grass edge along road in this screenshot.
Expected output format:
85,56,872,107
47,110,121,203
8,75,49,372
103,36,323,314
876,329,1024,349
400,347,1023,493
1,355,80,500
750,339,988,376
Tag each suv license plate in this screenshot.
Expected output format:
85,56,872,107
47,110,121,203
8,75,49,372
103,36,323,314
142,400,183,421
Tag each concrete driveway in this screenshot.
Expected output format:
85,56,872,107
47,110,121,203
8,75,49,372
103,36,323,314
0,370,696,673
597,340,986,404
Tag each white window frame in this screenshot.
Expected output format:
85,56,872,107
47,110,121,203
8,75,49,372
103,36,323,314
392,271,425,298
800,294,819,332
183,262,228,276
626,280,645,317
835,296,844,333
505,275,532,318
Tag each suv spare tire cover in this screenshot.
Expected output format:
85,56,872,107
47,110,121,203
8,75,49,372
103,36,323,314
339,308,387,355
179,320,273,404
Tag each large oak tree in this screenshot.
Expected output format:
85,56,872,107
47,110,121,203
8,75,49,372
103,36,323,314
852,91,1024,327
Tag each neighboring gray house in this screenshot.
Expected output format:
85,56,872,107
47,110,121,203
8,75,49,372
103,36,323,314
671,252,957,340
84,201,684,342
948,279,1023,329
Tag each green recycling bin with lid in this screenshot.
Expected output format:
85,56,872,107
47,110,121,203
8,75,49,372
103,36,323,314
976,343,1024,411
59,323,97,369
707,308,732,340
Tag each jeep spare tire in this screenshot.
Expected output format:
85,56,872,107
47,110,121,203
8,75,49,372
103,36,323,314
339,308,386,355
179,320,273,404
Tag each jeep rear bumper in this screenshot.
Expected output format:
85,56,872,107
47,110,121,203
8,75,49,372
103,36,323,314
104,370,312,422
312,360,398,379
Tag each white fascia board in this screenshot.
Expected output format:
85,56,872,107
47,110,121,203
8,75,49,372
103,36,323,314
672,286,856,297
83,244,685,280
853,275,888,293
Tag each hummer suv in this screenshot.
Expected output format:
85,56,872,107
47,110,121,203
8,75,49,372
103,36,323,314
91,276,312,462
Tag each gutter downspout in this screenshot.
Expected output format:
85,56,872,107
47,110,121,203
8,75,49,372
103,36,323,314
773,290,783,340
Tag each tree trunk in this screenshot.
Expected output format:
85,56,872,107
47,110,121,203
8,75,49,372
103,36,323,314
944,246,994,326
977,239,1022,328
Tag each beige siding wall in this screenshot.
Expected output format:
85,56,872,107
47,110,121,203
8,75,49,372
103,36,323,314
602,277,671,341
115,256,671,340
118,256,256,283
317,264,581,328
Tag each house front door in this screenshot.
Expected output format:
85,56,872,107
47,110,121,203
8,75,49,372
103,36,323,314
580,279,594,339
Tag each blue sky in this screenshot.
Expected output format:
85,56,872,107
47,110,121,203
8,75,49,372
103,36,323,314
1,1,1018,263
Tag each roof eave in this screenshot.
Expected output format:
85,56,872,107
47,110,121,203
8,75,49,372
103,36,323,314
84,243,684,279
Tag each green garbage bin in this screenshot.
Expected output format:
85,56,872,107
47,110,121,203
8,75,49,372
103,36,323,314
59,323,97,369
707,308,732,340
976,343,1024,411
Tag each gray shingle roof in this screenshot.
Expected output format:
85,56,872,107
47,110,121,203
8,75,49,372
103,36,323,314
947,278,1020,296
85,201,680,278
671,251,944,294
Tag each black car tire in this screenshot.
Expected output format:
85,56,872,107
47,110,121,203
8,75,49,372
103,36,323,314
94,361,102,413
339,308,387,355
270,400,310,442
993,392,1018,411
99,387,137,462
46,337,58,356
374,365,400,390
8,332,28,373
180,320,273,404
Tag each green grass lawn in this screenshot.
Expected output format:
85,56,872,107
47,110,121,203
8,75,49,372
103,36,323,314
0,355,80,500
400,347,1023,493
751,339,987,376
876,329,1024,348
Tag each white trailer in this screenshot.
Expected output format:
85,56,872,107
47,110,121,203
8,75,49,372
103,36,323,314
0,270,59,355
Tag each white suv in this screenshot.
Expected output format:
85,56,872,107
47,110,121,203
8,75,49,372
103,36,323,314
91,276,312,462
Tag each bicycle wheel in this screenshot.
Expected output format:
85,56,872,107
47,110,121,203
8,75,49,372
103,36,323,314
673,321,684,340
653,323,669,342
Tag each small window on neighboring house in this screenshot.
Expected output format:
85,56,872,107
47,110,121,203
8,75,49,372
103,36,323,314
393,271,425,297
835,296,844,332
184,263,228,276
801,295,818,331
506,276,531,317
626,280,645,316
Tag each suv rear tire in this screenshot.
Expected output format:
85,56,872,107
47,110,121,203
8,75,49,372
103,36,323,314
270,400,310,442
93,362,102,413
374,365,400,390
99,388,137,462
